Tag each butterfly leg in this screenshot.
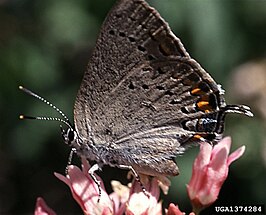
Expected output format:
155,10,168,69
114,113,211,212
118,164,150,198
66,149,102,202
65,148,76,175
88,163,102,202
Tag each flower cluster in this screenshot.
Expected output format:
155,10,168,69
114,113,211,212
34,137,245,215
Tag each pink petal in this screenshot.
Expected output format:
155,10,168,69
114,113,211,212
110,180,129,215
109,192,126,215
34,197,56,215
227,145,246,165
199,148,228,205
187,143,212,200
197,143,213,168
125,210,135,215
54,172,70,186
211,137,231,159
166,203,184,215
81,157,90,174
148,177,161,200
55,164,113,215
209,147,228,172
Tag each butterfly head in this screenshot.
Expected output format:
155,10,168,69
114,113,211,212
60,126,79,147
19,85,81,148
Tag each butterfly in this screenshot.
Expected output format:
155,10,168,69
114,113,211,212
20,0,253,197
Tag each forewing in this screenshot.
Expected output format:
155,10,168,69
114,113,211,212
74,0,224,156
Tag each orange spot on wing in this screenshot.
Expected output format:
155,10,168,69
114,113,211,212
191,88,201,94
197,101,209,108
193,134,202,140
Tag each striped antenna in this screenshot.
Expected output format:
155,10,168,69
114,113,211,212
19,115,73,129
19,86,73,129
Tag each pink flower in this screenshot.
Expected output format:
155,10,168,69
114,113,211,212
54,158,115,215
186,136,246,213
54,158,166,215
33,136,245,215
34,197,56,215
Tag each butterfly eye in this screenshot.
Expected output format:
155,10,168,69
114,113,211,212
67,129,76,144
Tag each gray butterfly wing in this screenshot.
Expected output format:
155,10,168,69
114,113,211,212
74,0,223,176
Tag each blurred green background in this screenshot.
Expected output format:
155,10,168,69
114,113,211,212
1,0,265,214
